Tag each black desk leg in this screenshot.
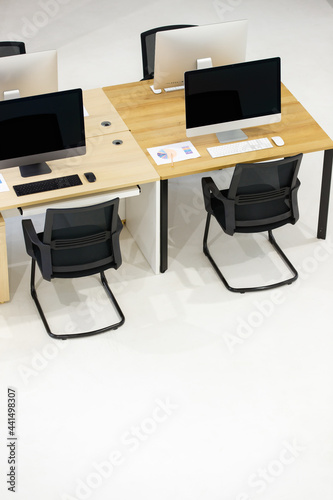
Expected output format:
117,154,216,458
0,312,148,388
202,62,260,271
317,149,333,239
160,179,169,272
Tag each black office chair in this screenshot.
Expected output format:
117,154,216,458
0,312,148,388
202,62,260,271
0,41,26,57
22,199,125,339
201,154,303,293
140,25,197,80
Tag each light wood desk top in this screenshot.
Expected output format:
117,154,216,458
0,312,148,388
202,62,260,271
103,80,333,179
83,88,129,137
0,131,159,212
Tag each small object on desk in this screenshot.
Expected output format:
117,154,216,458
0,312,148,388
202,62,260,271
164,85,185,92
84,172,96,182
150,85,162,94
0,173,9,192
170,151,175,167
271,136,285,146
147,141,200,166
13,174,82,197
207,137,273,158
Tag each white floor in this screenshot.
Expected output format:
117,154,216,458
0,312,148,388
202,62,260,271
1,1,333,499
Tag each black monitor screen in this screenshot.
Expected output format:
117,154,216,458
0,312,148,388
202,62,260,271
0,88,85,175
185,57,281,129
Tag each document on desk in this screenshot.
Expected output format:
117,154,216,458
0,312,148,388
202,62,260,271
0,173,9,192
147,141,200,166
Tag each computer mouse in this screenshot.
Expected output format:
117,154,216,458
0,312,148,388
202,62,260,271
84,172,96,182
271,136,284,146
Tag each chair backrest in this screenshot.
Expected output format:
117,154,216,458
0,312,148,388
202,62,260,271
228,154,303,231
0,41,26,57
42,198,122,278
140,25,196,80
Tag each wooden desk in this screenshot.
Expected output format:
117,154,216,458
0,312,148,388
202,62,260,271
0,132,158,211
0,90,160,303
83,88,129,137
104,80,333,272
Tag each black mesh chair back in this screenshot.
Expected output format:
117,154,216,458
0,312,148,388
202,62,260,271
140,25,196,80
226,155,302,233
0,41,26,57
42,200,122,279
22,198,125,338
201,154,303,292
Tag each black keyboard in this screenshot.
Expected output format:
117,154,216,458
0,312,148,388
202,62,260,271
13,174,83,197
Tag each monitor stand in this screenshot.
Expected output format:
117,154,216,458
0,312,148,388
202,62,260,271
19,162,52,178
4,90,20,100
196,57,212,70
152,57,215,93
216,129,248,144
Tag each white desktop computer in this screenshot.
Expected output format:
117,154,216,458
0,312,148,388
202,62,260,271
153,20,248,90
0,49,58,101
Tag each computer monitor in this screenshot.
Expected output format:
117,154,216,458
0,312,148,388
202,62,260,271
185,57,281,143
0,88,86,177
153,20,248,90
0,49,58,101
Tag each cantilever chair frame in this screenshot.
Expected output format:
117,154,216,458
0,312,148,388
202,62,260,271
22,199,125,339
0,41,26,57
202,154,303,293
140,24,197,80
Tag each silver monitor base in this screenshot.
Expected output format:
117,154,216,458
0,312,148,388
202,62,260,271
216,129,248,143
